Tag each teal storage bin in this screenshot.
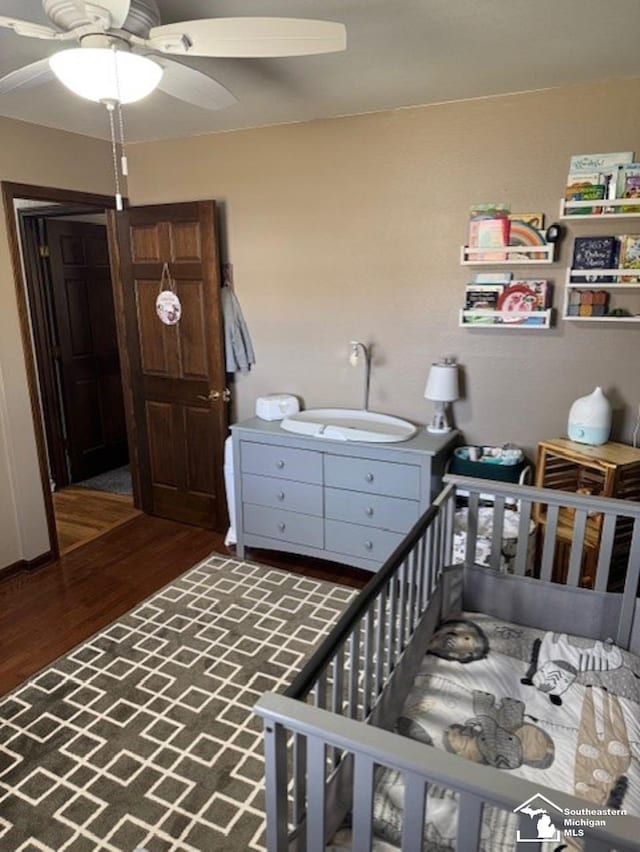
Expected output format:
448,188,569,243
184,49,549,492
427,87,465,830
449,446,527,484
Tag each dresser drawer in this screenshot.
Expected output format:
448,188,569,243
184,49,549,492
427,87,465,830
240,441,322,484
324,455,420,499
325,488,418,533
242,474,323,516
325,519,403,563
244,504,324,547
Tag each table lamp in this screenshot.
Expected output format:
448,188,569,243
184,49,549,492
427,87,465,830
424,359,459,433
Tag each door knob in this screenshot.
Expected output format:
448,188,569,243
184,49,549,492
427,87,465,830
197,388,231,402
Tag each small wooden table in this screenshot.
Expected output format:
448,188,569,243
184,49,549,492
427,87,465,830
534,438,640,588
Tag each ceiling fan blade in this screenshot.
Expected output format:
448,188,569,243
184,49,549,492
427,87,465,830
147,17,347,58
0,59,56,96
154,58,237,111
0,15,61,40
90,0,131,29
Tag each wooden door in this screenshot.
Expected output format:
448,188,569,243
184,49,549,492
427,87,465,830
111,202,228,530
47,219,129,482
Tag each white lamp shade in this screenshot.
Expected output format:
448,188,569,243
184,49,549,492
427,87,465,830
424,363,459,402
49,48,163,104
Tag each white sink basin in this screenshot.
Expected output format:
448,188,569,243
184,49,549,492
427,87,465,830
280,408,417,443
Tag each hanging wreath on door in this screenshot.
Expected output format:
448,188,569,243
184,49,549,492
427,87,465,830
155,262,182,325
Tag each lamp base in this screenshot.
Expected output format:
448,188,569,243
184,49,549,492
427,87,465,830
426,402,451,434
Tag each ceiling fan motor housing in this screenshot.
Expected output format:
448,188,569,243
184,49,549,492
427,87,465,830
43,0,161,36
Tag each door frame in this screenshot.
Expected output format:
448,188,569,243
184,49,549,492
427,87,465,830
18,205,111,490
1,181,131,562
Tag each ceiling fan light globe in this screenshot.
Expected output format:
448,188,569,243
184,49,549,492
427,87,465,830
49,48,162,103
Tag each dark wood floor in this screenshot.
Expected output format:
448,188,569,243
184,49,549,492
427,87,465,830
0,514,369,696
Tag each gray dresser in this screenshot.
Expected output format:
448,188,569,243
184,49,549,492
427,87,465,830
231,418,459,571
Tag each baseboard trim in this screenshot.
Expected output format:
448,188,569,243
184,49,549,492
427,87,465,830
0,550,54,578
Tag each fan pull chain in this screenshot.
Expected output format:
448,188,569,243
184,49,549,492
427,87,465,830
112,47,129,179
117,102,128,176
106,102,123,211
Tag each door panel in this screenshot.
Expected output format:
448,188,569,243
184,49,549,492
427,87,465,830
47,220,129,482
112,202,227,530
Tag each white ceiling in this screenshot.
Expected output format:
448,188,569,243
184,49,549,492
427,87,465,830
1,0,640,143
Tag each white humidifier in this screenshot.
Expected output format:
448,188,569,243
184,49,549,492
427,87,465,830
567,387,611,446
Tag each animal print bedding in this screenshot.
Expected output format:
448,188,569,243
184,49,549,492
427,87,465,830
330,613,640,852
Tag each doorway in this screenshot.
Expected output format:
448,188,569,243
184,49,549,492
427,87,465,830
3,182,230,565
16,199,140,554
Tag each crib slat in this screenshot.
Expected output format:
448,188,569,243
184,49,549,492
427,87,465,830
398,558,408,652
408,549,417,635
331,647,344,762
415,535,425,621
363,608,374,716
306,736,326,852
432,512,442,589
351,755,375,852
595,512,616,592
292,732,307,827
401,773,427,852
348,623,361,720
490,496,505,572
444,492,455,567
540,503,559,582
424,527,433,606
438,509,447,578
567,508,588,586
333,645,344,717
375,592,385,697
388,576,398,678
313,668,327,710
617,518,640,649
263,721,289,852
465,492,480,566
455,793,483,851
514,499,532,576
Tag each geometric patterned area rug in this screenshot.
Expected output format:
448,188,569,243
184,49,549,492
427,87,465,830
0,556,356,851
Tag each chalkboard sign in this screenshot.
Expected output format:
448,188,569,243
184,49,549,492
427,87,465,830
572,236,619,282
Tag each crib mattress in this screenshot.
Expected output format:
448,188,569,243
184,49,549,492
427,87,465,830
332,612,640,852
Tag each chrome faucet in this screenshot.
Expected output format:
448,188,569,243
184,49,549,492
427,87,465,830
349,340,371,410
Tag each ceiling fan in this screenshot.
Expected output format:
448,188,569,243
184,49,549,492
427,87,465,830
0,0,347,110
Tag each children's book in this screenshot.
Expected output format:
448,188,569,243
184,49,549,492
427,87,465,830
618,234,640,282
473,272,512,284
565,173,606,215
569,152,633,172
464,284,504,309
620,164,640,213
509,279,553,309
572,236,619,282
468,203,510,260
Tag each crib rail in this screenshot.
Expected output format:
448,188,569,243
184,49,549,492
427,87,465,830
262,482,457,849
445,474,640,649
286,482,457,708
256,692,640,852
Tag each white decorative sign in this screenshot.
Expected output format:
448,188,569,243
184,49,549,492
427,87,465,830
156,289,182,325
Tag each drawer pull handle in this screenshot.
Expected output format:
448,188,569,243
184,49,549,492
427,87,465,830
365,507,374,516
277,491,285,501
365,473,374,483
276,460,285,469
278,522,286,532
364,540,373,550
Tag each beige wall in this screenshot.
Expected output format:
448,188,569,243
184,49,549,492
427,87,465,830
3,79,640,568
0,117,111,567
127,77,640,460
